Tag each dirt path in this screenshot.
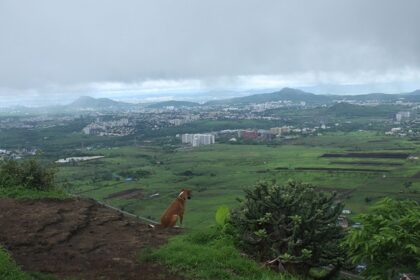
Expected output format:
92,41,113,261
0,198,184,280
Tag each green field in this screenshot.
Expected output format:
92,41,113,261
57,131,420,228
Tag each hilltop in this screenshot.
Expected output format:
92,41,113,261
0,197,182,280
68,96,136,110
206,87,332,105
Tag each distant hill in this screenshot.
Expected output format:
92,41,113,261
147,100,200,109
206,88,333,105
337,93,400,102
408,89,420,95
205,87,420,106
401,89,420,102
64,88,420,111
326,102,400,117
68,96,135,110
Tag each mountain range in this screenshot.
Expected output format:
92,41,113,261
64,88,420,110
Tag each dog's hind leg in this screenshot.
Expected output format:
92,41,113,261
168,214,178,227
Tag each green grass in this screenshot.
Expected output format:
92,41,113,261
0,247,29,280
0,187,68,199
56,132,420,228
140,227,299,280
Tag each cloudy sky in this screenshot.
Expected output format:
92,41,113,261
1,0,420,105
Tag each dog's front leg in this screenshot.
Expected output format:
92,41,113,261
179,214,183,224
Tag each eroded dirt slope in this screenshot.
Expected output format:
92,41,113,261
0,198,183,280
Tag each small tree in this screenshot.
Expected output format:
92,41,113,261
0,159,55,190
344,198,420,280
230,180,344,276
404,181,412,189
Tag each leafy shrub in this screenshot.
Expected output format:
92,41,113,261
0,159,55,191
230,180,344,276
215,205,230,227
344,198,420,279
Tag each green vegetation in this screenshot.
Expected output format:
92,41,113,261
0,247,28,280
0,187,67,199
0,159,55,190
56,132,420,228
141,226,299,280
2,125,419,278
148,119,282,138
326,103,401,118
0,159,67,199
0,247,58,280
230,181,343,277
344,198,420,279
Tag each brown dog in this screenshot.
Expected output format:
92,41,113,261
160,189,192,228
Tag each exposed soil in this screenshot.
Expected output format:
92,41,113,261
294,167,390,172
329,161,403,166
269,167,389,173
106,188,145,199
0,198,184,280
321,152,409,159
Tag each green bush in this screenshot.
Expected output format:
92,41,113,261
0,159,55,191
230,180,344,276
344,198,420,279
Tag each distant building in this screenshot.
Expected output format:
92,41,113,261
257,129,274,140
270,127,282,135
239,130,258,139
181,134,194,143
396,111,411,122
238,129,275,140
169,119,184,126
270,126,290,135
181,133,215,147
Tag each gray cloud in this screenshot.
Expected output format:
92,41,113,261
0,0,419,95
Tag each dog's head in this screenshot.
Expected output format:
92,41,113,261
180,188,192,200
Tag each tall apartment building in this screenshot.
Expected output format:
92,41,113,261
269,126,290,135
181,133,215,147
396,111,410,122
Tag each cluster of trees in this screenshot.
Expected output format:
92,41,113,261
228,180,419,279
119,169,153,179
0,159,55,190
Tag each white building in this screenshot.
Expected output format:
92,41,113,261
181,133,215,147
396,111,410,122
